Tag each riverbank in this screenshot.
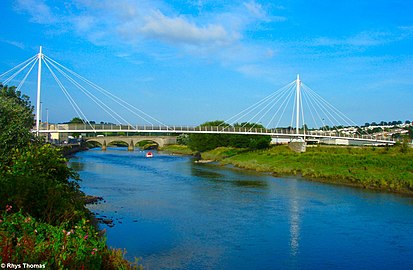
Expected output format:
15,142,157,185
164,144,413,196
159,144,196,155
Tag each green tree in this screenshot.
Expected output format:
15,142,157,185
187,120,231,152
0,85,84,224
69,117,84,124
187,121,271,152
0,85,34,166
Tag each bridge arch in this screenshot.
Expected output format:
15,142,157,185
86,136,177,151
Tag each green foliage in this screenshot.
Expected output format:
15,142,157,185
159,145,195,155
176,134,189,145
0,144,84,225
0,210,141,269
217,145,413,194
187,120,271,152
201,147,246,161
0,86,139,268
0,85,34,166
69,117,84,124
400,136,410,154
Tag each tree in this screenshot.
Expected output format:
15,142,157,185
0,85,34,165
69,117,84,124
0,85,84,224
187,121,271,152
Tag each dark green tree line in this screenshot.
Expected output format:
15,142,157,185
187,120,271,152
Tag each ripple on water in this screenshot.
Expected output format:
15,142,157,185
71,148,413,270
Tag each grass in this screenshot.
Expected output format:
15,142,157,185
206,145,413,195
200,147,248,161
159,144,196,155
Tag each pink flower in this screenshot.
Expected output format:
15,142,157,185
5,205,12,212
84,235,88,240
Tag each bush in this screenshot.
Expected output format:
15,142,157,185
0,209,141,269
0,144,84,225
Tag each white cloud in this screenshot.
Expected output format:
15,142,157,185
244,1,269,21
0,39,25,49
313,31,397,47
138,10,238,46
14,0,57,24
12,0,286,77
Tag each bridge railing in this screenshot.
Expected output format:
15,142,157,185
38,124,394,142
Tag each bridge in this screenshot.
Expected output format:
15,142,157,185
39,123,394,146
85,135,177,151
1,47,397,152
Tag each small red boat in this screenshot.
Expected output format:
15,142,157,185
145,151,153,158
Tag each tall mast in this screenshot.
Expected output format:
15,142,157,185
35,46,43,135
295,74,300,135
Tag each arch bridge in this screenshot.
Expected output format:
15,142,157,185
86,135,177,151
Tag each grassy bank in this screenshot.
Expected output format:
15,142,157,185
202,145,413,195
159,144,196,155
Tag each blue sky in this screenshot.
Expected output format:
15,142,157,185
0,0,412,126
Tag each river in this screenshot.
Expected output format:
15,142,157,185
69,147,413,269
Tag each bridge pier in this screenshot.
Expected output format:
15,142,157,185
128,139,134,151
102,140,107,151
288,139,306,153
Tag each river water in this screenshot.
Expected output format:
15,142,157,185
69,147,413,270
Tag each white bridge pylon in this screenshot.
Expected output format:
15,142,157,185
0,46,169,135
222,74,359,139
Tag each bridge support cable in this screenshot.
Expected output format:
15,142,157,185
16,58,39,92
0,55,37,81
301,83,356,127
43,55,170,129
302,90,323,132
42,59,96,132
0,56,38,86
43,57,133,129
221,81,296,131
246,82,296,131
222,75,362,140
274,87,295,129
301,84,354,135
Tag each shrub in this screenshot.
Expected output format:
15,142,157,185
0,209,141,269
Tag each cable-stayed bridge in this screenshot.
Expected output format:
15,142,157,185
0,47,395,147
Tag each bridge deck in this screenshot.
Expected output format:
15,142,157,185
36,125,395,144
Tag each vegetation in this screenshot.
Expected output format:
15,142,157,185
0,84,138,268
207,145,413,194
0,85,34,164
186,120,271,152
200,147,247,161
159,144,195,155
0,210,140,269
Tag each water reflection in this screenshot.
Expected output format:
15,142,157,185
289,180,300,257
69,158,85,171
71,149,413,270
191,164,269,190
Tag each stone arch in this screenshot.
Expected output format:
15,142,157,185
86,139,106,150
133,138,161,149
86,136,177,151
